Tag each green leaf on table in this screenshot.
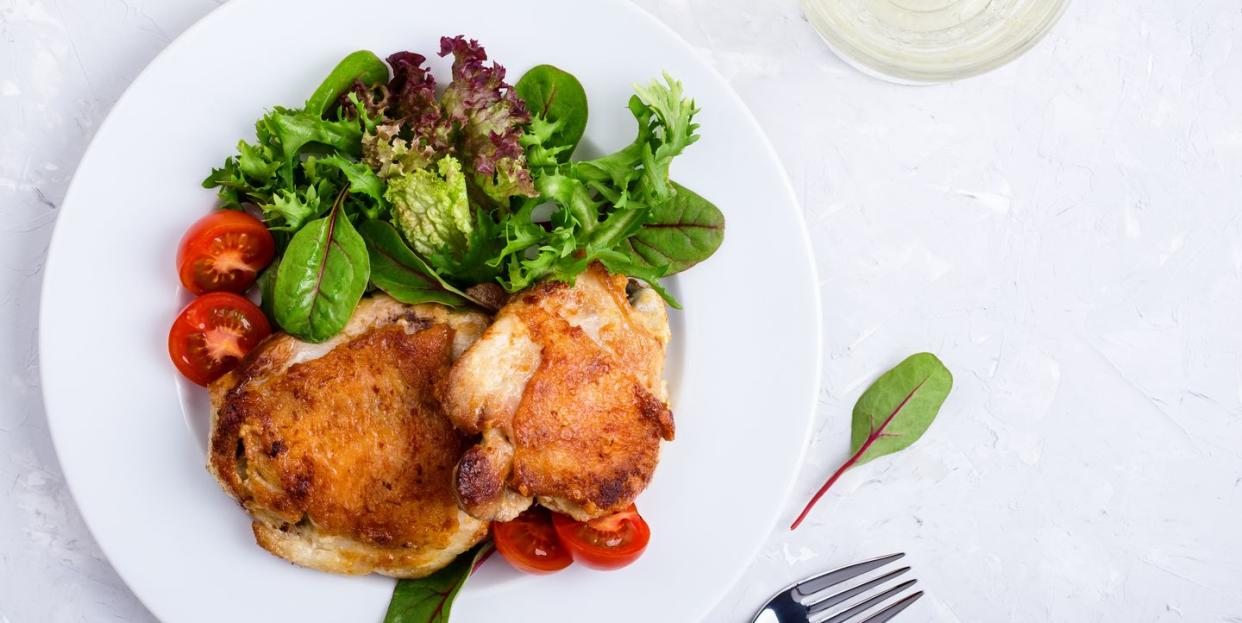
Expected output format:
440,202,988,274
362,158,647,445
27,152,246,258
357,219,490,310
621,182,724,275
790,353,953,529
273,192,370,342
384,543,493,623
849,352,953,465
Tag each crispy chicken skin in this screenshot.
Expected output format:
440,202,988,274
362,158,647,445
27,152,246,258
207,296,490,578
445,264,673,522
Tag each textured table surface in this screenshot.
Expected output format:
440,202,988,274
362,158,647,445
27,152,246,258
3,0,1241,621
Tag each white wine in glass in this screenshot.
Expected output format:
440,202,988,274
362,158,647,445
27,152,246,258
803,0,1070,83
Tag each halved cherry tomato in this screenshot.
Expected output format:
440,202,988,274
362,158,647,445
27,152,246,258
177,210,275,295
168,292,271,386
551,504,650,570
492,506,573,575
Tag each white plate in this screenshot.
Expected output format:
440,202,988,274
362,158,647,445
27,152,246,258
39,1,821,621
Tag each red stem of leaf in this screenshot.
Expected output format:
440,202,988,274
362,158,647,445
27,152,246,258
427,588,450,622
789,380,926,530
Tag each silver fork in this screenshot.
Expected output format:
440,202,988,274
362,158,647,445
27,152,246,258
751,553,923,623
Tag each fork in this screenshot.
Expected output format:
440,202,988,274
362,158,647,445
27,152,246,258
751,553,923,623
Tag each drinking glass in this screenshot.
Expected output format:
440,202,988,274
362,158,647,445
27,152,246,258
802,0,1071,83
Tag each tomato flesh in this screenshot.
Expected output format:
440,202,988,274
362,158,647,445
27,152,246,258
552,504,650,570
492,507,573,575
177,210,275,295
169,292,271,386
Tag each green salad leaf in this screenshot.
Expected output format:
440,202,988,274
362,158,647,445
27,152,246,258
266,184,325,232
382,155,502,284
571,74,700,206
515,64,588,165
272,191,371,342
304,50,389,118
310,154,388,219
790,353,953,530
621,181,724,275
387,156,473,259
358,219,487,309
849,353,954,465
383,544,492,623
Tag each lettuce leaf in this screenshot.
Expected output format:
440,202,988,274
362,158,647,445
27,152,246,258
438,36,536,203
381,51,451,170
384,155,501,284
368,38,536,210
387,156,472,259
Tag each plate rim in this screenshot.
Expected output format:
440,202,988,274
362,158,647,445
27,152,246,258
38,1,823,620
626,6,824,620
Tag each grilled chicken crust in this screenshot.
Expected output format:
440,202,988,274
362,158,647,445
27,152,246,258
446,264,673,522
207,296,489,578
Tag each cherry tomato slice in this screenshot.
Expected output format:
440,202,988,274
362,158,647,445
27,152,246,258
492,506,573,575
168,292,271,386
551,504,650,571
177,210,275,295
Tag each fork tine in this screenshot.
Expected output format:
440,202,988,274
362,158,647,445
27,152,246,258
817,579,918,623
794,553,905,597
805,567,911,614
857,591,924,623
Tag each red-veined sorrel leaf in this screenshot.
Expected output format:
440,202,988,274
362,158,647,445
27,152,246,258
790,353,952,530
384,542,494,623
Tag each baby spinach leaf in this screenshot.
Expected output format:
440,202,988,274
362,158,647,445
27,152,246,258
384,543,493,623
790,353,953,530
850,353,953,465
357,220,492,310
305,50,390,119
622,182,724,275
273,192,370,342
515,65,588,163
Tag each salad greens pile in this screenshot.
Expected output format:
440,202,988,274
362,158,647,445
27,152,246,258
204,36,724,344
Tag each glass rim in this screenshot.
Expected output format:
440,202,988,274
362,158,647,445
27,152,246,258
803,0,1072,84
